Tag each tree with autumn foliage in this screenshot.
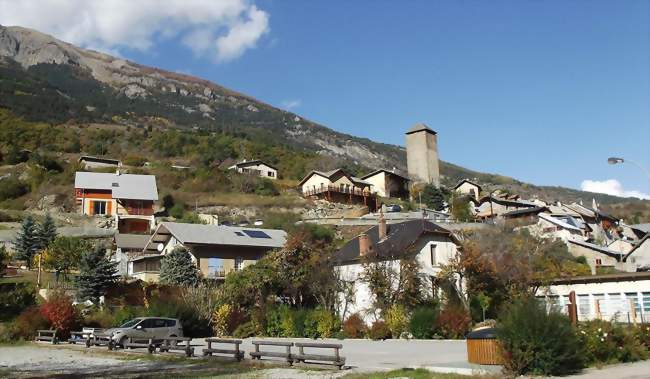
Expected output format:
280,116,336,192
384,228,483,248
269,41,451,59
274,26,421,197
40,290,80,339
437,224,590,317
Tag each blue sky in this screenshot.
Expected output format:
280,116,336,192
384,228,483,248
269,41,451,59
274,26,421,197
2,1,648,198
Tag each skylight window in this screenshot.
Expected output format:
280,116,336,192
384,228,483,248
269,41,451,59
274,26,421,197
234,231,245,236
243,230,271,239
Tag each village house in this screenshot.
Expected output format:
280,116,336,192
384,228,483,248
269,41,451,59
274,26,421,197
527,212,586,242
333,216,460,323
78,155,122,169
299,169,377,211
453,179,481,201
622,236,650,272
74,171,158,233
113,233,151,276
567,239,624,274
228,159,278,180
131,222,287,282
474,195,538,219
361,169,410,199
536,272,650,323
608,239,636,254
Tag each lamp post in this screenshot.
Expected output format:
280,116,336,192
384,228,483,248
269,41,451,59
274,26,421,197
607,157,650,180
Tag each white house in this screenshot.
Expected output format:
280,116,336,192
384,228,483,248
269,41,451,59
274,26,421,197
567,239,625,273
623,236,650,272
526,212,586,242
453,179,482,201
133,222,287,282
333,217,460,324
536,272,650,322
228,160,278,180
361,169,410,199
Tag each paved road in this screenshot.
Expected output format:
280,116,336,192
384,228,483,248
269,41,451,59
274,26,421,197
549,360,650,379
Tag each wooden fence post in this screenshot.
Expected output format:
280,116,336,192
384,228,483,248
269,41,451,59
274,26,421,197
567,291,578,325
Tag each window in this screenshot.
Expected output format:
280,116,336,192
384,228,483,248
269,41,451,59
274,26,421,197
593,293,605,317
153,319,167,328
140,319,156,329
595,258,602,266
625,292,641,318
430,244,437,266
608,293,622,321
268,171,275,177
93,201,107,215
207,258,223,278
234,257,243,271
642,292,650,315
166,319,176,327
242,230,271,239
578,295,591,318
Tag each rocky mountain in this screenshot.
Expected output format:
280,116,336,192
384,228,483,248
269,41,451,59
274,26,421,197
0,24,648,214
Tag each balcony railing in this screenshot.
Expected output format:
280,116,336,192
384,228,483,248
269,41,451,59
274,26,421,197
303,184,374,198
120,206,154,216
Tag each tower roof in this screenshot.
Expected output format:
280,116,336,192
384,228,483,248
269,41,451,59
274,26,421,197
405,123,437,135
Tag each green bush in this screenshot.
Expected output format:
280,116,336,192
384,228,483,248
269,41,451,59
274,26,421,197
304,309,340,339
368,320,391,340
385,304,409,338
342,313,367,338
146,298,211,337
233,321,257,338
254,179,279,196
497,297,584,376
265,305,285,337
633,324,650,348
0,283,36,321
84,307,118,329
409,307,439,339
577,320,648,365
0,177,28,201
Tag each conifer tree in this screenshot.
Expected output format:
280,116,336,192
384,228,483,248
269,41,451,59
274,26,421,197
13,216,39,268
159,247,200,287
75,246,117,304
36,213,58,250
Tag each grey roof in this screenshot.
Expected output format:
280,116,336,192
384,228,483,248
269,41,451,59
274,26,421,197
149,222,287,249
631,223,650,234
502,206,548,218
75,172,158,201
298,168,373,187
333,220,456,265
568,239,624,258
114,234,151,250
405,123,437,135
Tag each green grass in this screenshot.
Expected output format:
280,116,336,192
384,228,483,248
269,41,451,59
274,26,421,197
0,269,56,285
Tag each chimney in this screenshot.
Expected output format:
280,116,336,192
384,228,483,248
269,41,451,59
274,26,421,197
378,210,387,240
359,233,371,256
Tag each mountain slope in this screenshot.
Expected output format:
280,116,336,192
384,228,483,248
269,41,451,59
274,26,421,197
0,24,648,214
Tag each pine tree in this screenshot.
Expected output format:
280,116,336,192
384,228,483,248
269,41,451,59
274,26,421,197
13,216,39,268
159,247,200,287
36,213,58,250
421,184,450,211
75,246,117,304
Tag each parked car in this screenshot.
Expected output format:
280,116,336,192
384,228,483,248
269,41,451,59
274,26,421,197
385,204,402,212
105,317,183,347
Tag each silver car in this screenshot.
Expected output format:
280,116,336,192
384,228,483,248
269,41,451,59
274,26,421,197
107,317,183,347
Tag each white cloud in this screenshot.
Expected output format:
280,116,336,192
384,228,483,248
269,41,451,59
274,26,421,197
281,99,302,110
580,179,650,200
0,0,269,62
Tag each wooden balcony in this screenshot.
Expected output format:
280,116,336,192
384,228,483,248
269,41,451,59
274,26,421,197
302,185,377,211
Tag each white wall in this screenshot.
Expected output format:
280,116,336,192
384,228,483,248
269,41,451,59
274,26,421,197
336,236,459,324
536,279,650,323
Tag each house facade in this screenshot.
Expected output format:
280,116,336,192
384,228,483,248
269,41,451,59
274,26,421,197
453,179,482,201
299,169,377,211
333,218,460,324
75,172,158,233
132,222,287,282
229,160,278,180
623,236,650,272
113,233,151,276
536,272,650,323
361,169,410,199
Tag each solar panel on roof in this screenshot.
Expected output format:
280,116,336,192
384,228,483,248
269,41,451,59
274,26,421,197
234,231,245,236
242,230,271,239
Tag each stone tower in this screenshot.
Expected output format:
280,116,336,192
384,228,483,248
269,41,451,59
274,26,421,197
406,123,440,186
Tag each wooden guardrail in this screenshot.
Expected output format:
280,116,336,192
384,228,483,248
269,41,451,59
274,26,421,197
250,340,294,365
159,337,194,357
122,337,156,354
87,333,112,348
35,330,58,344
202,338,244,361
67,331,87,344
293,342,346,369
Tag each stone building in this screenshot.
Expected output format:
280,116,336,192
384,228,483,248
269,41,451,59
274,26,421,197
405,123,440,186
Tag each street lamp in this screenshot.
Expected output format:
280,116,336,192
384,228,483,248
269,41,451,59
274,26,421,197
607,157,650,180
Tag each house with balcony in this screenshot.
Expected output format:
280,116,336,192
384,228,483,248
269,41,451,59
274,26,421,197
228,159,278,180
132,222,287,282
360,169,410,199
299,169,378,211
74,171,158,233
